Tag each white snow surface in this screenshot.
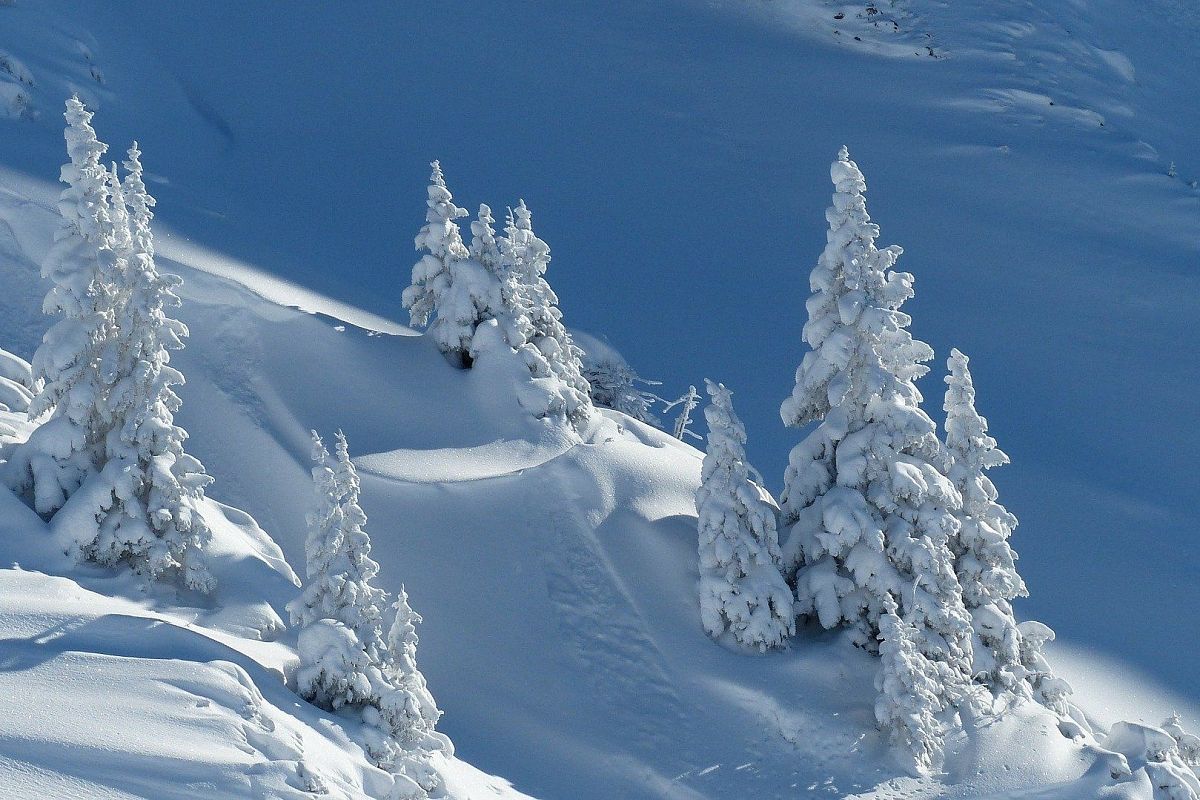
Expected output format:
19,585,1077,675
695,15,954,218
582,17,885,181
0,2,1196,799
0,175,1194,797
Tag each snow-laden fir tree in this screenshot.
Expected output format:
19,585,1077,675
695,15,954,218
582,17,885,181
493,205,536,348
403,161,467,329
5,97,119,514
666,384,702,442
373,587,452,797
580,352,661,426
289,430,388,665
378,588,446,748
65,144,215,591
696,378,793,651
943,348,1028,697
468,204,502,278
291,431,449,792
875,594,946,774
403,162,499,368
779,147,973,692
467,201,536,356
499,200,592,425
291,432,379,709
296,617,378,713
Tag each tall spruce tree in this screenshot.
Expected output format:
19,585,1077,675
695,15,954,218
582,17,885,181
696,379,793,651
943,348,1027,697
376,586,450,798
291,432,449,792
468,203,501,276
378,587,445,749
71,144,215,591
403,161,468,329
779,148,973,690
6,97,118,514
403,163,498,368
499,200,591,424
289,431,387,661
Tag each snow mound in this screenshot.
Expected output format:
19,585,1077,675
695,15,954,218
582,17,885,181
356,433,576,485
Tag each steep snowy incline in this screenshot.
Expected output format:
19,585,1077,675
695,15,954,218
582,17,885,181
5,165,1199,798
0,2,1198,799
0,0,1193,697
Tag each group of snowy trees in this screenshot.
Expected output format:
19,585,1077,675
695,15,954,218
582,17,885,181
2,97,215,591
393,145,1082,774
693,147,1069,773
14,98,1186,790
288,431,448,798
402,164,713,440
403,164,592,427
0,99,451,799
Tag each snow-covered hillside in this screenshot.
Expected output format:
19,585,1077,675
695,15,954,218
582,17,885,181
0,2,1196,799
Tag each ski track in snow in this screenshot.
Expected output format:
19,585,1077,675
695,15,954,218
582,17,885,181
541,462,685,754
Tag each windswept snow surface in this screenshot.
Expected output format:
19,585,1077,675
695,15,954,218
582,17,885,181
0,1,1197,799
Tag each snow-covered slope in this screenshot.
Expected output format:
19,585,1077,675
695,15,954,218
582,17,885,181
1,171,1196,798
0,2,1196,799
2,0,1194,700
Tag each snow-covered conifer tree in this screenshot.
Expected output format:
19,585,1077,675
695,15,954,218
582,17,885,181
490,205,536,351
378,588,445,747
499,200,591,424
403,161,467,329
374,587,450,797
580,353,661,426
289,430,387,662
296,618,377,712
696,379,793,651
943,348,1028,696
875,594,946,774
5,97,118,514
666,384,702,442
468,202,537,364
291,432,450,790
292,432,380,713
468,203,501,276
779,148,973,688
403,162,499,367
68,144,215,591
